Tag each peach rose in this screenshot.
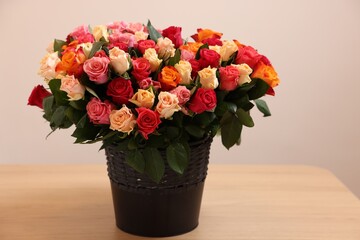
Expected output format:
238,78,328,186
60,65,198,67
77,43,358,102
129,89,155,108
251,61,280,88
220,40,238,61
92,25,109,42
198,66,219,89
156,37,175,59
109,105,136,134
109,47,130,75
174,60,192,85
38,52,61,83
60,75,85,101
143,48,162,72
155,92,181,119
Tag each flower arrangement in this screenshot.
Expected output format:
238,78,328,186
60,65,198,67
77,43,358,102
28,20,280,182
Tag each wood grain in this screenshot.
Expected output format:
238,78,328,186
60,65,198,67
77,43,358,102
0,164,359,240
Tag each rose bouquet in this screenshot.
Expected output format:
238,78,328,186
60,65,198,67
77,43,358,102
28,20,280,182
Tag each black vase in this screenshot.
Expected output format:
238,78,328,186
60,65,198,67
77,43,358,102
105,137,213,237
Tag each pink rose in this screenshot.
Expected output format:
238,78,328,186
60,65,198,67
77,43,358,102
126,22,145,34
131,57,151,81
188,88,217,114
136,107,161,139
219,66,240,91
180,49,195,61
27,85,52,109
199,48,220,68
138,77,161,90
162,26,183,48
235,46,263,69
86,98,114,125
137,40,157,54
109,32,135,48
69,25,94,43
170,86,191,105
106,77,134,105
83,56,110,84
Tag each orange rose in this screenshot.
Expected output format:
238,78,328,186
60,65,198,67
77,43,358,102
180,42,203,54
251,61,280,88
158,66,181,91
191,28,223,42
56,43,86,77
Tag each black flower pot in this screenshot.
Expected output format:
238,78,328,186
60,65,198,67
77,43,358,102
105,137,213,237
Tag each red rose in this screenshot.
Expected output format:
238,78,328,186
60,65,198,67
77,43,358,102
202,37,223,46
131,58,151,81
106,77,134,105
137,40,157,54
199,48,220,68
162,26,183,48
235,46,263,69
28,85,52,109
86,98,114,125
136,107,161,139
188,88,217,114
219,66,240,91
189,59,201,78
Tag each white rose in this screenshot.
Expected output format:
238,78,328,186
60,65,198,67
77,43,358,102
198,66,219,89
143,48,162,72
38,52,61,83
155,92,181,119
109,47,130,75
92,25,109,42
220,40,238,61
156,37,175,59
174,60,192,85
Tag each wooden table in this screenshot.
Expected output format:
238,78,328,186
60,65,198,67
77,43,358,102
0,164,359,240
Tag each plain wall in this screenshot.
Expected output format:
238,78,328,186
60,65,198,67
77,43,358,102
0,0,359,197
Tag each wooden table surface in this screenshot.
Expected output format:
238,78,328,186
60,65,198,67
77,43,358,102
0,164,359,240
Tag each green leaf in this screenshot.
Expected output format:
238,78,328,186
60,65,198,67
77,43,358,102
254,99,271,117
53,39,66,54
185,125,206,138
168,48,181,66
226,81,256,100
232,95,254,112
147,20,162,42
166,143,189,174
193,112,216,127
43,96,54,120
248,78,270,100
125,150,145,173
71,124,100,143
221,51,238,67
50,106,67,127
69,100,87,111
220,111,242,149
48,79,69,106
195,43,209,60
236,108,254,127
144,148,165,183
76,114,87,128
85,86,100,99
88,41,106,58
215,101,237,116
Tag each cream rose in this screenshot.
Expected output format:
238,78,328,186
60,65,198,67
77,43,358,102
92,25,109,42
198,66,219,89
38,52,61,83
155,92,181,119
129,89,155,108
135,31,149,42
232,63,253,85
174,60,192,85
156,37,175,59
60,75,85,101
78,42,93,58
220,40,238,61
209,45,221,54
109,47,130,75
109,105,136,134
143,48,162,72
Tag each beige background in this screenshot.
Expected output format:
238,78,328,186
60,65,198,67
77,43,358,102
0,0,359,197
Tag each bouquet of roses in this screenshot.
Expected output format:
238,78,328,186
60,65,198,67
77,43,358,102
28,20,280,182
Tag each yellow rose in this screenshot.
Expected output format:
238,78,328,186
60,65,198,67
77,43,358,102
174,60,192,85
220,40,238,61
38,52,61,83
129,89,155,108
109,105,136,134
156,37,175,59
143,48,162,72
155,92,181,119
109,47,130,75
92,25,109,42
198,66,219,89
